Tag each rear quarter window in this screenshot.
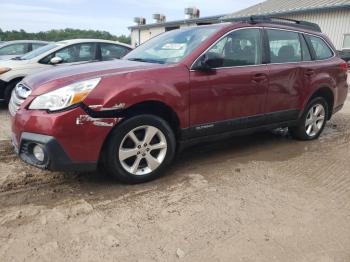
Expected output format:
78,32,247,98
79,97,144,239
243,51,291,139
307,35,333,60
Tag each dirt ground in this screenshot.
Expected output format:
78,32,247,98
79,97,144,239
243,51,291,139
1,90,350,261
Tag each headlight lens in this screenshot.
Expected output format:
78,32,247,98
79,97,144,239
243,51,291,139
0,67,11,75
29,78,101,111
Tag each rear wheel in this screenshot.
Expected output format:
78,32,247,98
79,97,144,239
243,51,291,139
290,97,328,140
103,115,176,184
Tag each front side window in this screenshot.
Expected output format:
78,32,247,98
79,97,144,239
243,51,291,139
267,29,302,63
0,43,28,55
202,28,262,68
124,25,223,64
43,43,97,64
101,44,130,60
308,35,333,60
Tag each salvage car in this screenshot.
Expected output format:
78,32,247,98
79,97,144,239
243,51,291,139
0,39,132,102
10,17,348,183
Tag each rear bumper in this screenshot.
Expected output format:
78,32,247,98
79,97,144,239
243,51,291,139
13,132,97,172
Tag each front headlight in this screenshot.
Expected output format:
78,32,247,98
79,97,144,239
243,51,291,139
29,78,101,111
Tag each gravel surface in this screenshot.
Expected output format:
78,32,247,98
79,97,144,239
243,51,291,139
0,88,349,261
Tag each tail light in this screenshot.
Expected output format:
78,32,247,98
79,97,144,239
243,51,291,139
340,62,348,72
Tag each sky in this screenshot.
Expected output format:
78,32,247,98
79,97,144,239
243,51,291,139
0,0,264,36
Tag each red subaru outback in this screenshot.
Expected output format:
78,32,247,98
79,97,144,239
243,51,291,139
9,17,348,183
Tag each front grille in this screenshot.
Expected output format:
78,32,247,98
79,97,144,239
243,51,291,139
8,83,31,116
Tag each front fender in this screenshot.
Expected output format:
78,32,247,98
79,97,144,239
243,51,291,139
84,64,190,128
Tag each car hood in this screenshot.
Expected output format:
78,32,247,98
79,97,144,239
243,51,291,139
24,59,164,96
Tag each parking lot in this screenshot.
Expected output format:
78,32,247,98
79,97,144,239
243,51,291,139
0,78,349,261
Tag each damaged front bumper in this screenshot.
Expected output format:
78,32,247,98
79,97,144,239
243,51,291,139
12,132,97,172
11,105,121,171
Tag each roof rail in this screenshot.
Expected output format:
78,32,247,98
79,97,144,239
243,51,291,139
243,15,322,32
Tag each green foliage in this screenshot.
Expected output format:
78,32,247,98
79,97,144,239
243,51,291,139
0,28,131,44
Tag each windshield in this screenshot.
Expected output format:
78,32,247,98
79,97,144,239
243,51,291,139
20,43,59,60
124,26,222,64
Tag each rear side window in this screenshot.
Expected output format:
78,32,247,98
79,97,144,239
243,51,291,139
267,29,302,63
307,35,333,60
100,44,130,60
0,43,28,55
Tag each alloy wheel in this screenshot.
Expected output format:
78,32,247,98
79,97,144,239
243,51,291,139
305,103,326,137
118,125,168,175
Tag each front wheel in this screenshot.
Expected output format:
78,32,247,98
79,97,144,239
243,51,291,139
102,115,176,184
290,97,328,140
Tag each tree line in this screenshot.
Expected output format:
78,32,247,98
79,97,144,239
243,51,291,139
0,28,130,44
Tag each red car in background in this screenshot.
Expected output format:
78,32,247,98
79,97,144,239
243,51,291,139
9,17,348,183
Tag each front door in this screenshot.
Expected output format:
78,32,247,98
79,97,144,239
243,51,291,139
189,28,269,137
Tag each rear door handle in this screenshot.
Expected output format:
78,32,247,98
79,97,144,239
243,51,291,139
252,73,268,83
305,69,315,77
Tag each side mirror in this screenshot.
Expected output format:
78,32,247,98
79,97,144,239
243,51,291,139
50,56,62,65
193,54,224,71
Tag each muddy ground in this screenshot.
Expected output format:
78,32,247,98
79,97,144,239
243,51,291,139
1,92,350,261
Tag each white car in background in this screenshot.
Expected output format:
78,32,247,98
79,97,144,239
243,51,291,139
0,39,132,102
0,40,49,60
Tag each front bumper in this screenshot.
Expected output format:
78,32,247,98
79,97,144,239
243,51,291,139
13,132,97,171
11,105,119,171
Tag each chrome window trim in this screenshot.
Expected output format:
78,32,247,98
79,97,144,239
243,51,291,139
190,26,336,72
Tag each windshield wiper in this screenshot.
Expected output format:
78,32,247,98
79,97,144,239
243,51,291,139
127,58,164,64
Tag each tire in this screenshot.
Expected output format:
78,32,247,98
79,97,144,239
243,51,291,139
4,80,20,104
290,97,329,140
102,114,176,184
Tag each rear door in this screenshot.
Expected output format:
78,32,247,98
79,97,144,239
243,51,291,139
264,28,313,122
189,28,269,136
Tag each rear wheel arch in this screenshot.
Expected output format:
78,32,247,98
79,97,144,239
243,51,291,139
305,87,334,120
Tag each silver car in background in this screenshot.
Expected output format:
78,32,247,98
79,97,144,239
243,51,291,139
0,39,132,102
0,40,49,60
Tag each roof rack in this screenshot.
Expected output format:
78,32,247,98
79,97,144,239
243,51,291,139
243,15,322,32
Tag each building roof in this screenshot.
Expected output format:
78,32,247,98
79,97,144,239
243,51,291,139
223,0,350,19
